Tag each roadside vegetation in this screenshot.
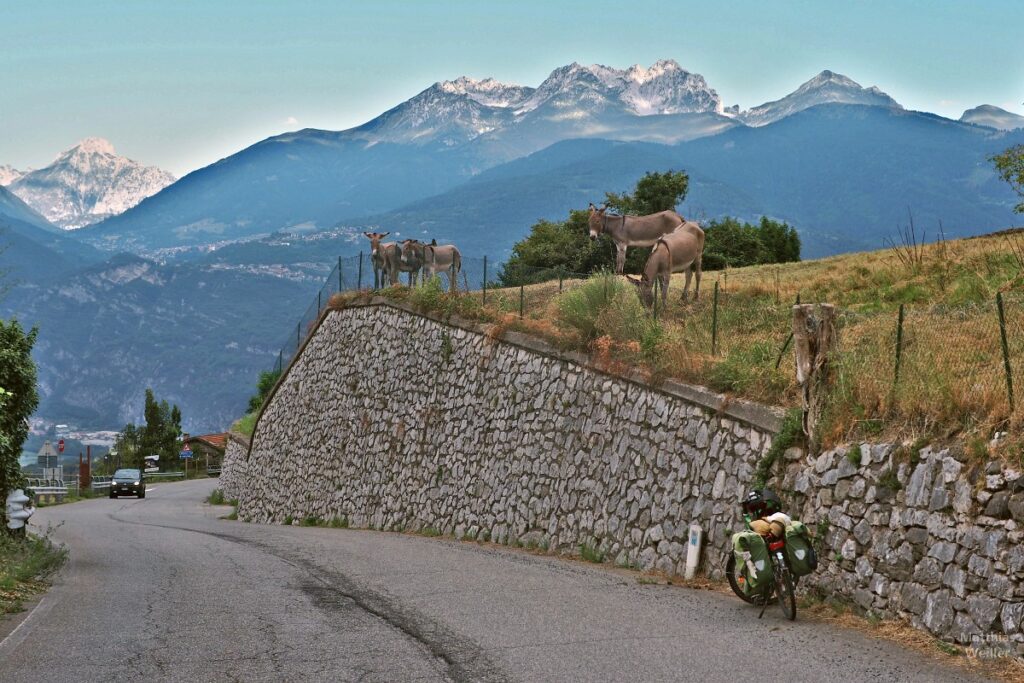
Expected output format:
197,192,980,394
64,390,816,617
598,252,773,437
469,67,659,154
0,531,67,615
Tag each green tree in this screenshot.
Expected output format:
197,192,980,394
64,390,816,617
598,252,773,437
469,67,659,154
604,170,690,215
500,171,691,285
992,144,1024,213
247,370,282,413
703,216,801,270
136,389,182,470
0,319,39,526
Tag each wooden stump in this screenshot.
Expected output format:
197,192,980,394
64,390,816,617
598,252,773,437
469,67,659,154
793,304,837,452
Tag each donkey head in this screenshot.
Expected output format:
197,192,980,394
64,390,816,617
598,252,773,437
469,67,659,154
363,231,390,257
400,239,424,265
625,274,654,308
587,203,609,241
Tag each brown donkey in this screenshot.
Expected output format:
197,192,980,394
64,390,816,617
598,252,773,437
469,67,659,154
363,231,399,287
588,203,686,274
625,221,704,308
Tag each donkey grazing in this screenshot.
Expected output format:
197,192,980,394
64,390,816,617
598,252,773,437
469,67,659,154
363,231,400,288
626,221,705,309
421,240,462,291
588,203,686,274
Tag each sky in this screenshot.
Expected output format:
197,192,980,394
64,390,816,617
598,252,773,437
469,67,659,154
1,0,1022,177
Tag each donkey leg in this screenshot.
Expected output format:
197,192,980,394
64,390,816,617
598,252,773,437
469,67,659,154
615,245,627,274
694,257,702,300
661,273,670,308
682,269,693,301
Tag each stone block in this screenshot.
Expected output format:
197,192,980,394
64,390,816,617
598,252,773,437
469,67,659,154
923,589,954,635
985,492,1011,519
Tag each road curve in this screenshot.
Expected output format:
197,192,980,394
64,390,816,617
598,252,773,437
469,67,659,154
0,479,987,682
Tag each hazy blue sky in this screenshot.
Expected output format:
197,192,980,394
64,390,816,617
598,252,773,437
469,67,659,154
2,1,1022,176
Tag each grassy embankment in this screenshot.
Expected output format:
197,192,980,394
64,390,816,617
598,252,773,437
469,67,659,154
316,230,1024,459
0,532,67,615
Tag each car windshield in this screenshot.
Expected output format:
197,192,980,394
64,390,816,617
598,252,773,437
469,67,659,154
113,469,141,480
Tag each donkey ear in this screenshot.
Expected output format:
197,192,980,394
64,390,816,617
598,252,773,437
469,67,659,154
363,232,372,238
588,202,595,211
625,275,641,286
381,232,389,238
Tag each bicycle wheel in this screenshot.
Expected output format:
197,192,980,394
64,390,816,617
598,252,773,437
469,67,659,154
725,553,757,604
774,565,797,620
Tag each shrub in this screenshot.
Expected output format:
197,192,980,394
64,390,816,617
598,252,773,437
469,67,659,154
556,271,630,341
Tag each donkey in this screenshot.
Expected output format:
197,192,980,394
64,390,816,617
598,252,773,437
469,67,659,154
398,239,426,286
588,203,686,274
421,240,462,291
363,231,399,288
625,221,705,309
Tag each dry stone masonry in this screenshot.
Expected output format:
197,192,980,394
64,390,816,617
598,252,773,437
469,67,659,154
239,302,779,578
238,301,1022,653
220,432,249,502
780,443,1023,655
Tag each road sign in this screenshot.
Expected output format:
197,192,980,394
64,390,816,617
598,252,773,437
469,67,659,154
37,441,59,469
179,445,193,459
57,439,65,453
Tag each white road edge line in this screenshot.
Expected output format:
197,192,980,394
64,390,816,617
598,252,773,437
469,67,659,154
0,593,58,658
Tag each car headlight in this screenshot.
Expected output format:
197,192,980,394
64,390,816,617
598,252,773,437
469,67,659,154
133,481,140,485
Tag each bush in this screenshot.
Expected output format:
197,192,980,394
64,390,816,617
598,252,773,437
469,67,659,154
556,271,630,341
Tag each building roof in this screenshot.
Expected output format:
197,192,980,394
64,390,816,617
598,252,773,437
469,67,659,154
191,432,227,452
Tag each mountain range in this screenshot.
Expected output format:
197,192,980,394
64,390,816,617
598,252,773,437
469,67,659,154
1,59,1022,434
2,138,175,229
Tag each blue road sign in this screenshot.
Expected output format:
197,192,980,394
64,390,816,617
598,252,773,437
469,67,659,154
179,449,193,459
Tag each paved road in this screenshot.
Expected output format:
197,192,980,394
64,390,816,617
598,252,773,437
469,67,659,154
0,479,987,682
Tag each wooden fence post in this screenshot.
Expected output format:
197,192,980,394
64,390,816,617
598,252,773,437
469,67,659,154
997,292,1015,413
893,303,905,389
482,256,488,305
793,303,838,452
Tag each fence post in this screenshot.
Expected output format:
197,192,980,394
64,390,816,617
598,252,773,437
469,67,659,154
338,256,343,292
358,252,364,290
519,285,525,318
893,303,905,389
482,256,488,305
711,280,720,356
997,292,1015,413
277,350,283,373
317,290,322,313
450,262,456,294
558,267,564,293
296,323,301,348
652,277,659,320
793,303,838,453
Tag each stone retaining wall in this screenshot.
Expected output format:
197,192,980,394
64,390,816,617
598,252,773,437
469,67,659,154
239,301,780,577
220,432,249,502
239,300,1023,652
779,443,1023,654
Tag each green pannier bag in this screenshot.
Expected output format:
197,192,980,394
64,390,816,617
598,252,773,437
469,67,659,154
732,530,773,595
784,521,817,577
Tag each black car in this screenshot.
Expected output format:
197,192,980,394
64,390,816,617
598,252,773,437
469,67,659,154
110,468,145,499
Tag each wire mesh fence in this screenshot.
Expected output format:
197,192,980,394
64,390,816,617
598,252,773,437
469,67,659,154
270,252,1024,433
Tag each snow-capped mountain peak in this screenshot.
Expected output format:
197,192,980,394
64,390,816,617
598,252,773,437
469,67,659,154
436,76,534,108
8,139,175,229
65,136,117,157
518,59,722,117
0,164,26,186
959,104,1024,131
739,70,902,127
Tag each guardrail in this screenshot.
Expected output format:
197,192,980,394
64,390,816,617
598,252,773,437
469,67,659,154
144,472,185,480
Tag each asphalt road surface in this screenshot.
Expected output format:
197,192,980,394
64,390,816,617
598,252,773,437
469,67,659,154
0,479,989,682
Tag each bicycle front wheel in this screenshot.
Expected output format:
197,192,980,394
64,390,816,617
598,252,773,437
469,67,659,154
774,565,797,620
